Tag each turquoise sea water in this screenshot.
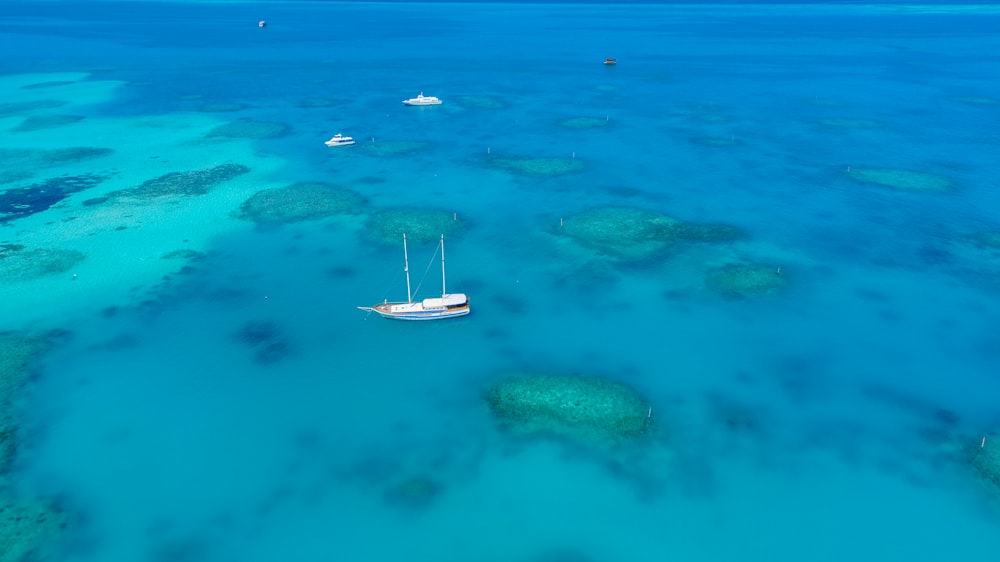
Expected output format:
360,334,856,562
3,2,1000,560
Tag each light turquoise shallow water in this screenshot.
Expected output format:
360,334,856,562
2,2,1000,560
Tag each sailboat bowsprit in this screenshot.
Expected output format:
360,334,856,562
358,234,470,321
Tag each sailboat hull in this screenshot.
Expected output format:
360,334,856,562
367,298,470,320
373,305,470,321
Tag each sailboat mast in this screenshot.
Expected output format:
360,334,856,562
403,233,412,303
440,234,446,297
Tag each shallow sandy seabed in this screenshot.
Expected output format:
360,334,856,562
205,119,290,139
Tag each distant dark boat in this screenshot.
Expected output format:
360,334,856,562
604,58,617,65
258,20,267,28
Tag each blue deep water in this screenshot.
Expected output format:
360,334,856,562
2,2,1000,561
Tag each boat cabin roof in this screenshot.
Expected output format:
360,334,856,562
421,293,468,308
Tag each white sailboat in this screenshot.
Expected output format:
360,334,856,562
358,234,470,320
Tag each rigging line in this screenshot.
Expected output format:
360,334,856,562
411,239,442,298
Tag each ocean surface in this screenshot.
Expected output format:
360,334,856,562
2,2,1000,561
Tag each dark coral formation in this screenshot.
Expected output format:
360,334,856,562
0,100,66,117
0,245,85,282
365,207,463,245
233,321,291,365
486,374,653,443
162,249,206,261
705,262,787,299
104,164,249,200
237,182,365,224
383,476,442,509
12,114,86,132
205,119,290,139
0,173,109,223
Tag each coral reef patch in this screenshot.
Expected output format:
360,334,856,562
968,432,1000,491
364,207,464,245
558,206,743,261
847,167,951,192
1,330,65,475
486,373,653,443
965,231,1000,252
237,182,365,224
557,116,610,130
705,262,787,299
486,155,584,176
0,245,85,282
205,119,290,139
0,499,70,562
104,164,249,201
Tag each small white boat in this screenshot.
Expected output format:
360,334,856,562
402,92,443,106
324,133,355,147
358,234,469,321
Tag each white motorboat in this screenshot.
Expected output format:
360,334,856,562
324,133,355,147
358,234,469,321
402,92,442,106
